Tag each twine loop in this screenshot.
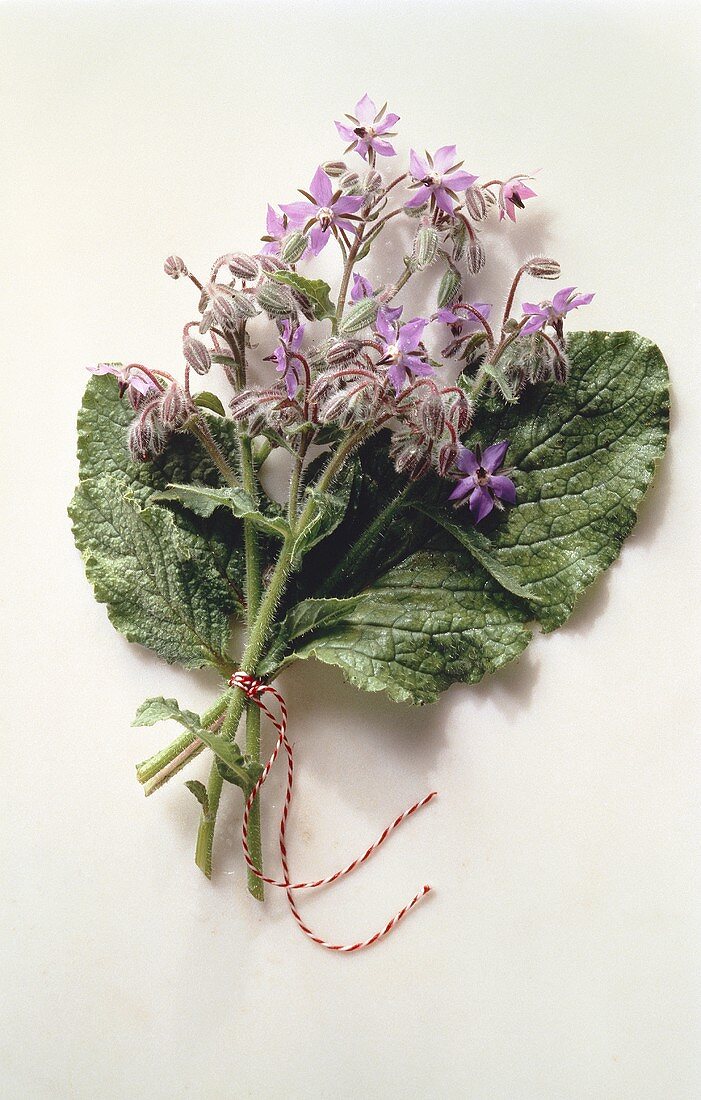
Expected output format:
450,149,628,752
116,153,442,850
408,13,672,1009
227,671,437,953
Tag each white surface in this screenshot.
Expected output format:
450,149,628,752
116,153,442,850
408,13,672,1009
1,3,699,1098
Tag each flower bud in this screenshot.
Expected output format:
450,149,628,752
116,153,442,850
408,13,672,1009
524,256,561,279
447,391,473,433
339,170,361,191
466,241,486,275
289,287,315,322
128,419,150,462
206,283,239,326
463,187,488,221
257,254,287,274
363,169,383,192
420,391,446,439
394,439,433,481
227,252,260,280
437,441,458,477
322,160,347,177
256,280,297,317
160,384,190,431
437,267,462,309
280,230,309,264
229,289,259,319
183,336,211,375
413,225,439,270
553,351,570,384
327,338,362,366
164,255,188,279
450,220,467,260
340,296,379,335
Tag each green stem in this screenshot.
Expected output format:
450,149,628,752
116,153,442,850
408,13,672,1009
135,694,229,787
315,485,411,599
190,416,240,489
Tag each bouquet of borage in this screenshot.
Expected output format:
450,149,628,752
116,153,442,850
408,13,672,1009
70,95,669,952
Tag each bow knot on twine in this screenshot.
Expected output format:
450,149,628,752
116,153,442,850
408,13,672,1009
228,671,437,953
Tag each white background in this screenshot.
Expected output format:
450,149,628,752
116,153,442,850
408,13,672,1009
1,2,699,1097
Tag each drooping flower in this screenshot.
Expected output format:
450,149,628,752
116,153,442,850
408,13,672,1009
376,312,433,393
434,302,492,337
350,272,374,301
498,178,537,222
335,95,399,160
261,204,293,255
281,167,364,256
520,287,595,336
448,441,516,523
87,362,157,398
405,147,478,215
270,320,306,398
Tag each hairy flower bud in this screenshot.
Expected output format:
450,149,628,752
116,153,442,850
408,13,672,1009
327,338,363,366
340,296,379,334
413,225,439,270
183,336,211,375
339,170,361,191
128,418,150,462
466,240,486,275
363,169,383,192
437,441,458,477
420,391,446,439
164,255,188,279
447,391,473,433
437,267,462,309
229,289,259,319
280,230,309,264
524,256,561,280
256,280,297,317
463,186,488,221
206,283,239,327
392,437,433,481
227,252,260,280
322,160,347,177
160,384,191,431
257,254,287,274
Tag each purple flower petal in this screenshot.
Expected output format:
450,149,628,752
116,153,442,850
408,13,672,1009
470,486,494,523
308,225,330,255
409,149,428,179
405,187,431,209
455,447,479,475
448,477,473,502
354,93,376,125
446,170,478,191
521,314,546,336
482,440,510,472
432,145,458,173
552,286,577,313
569,291,595,309
375,112,400,134
387,361,407,393
335,121,357,144
280,200,314,222
333,194,365,215
433,186,456,215
309,165,333,206
351,273,373,301
397,317,428,351
489,476,516,504
372,138,397,157
375,309,396,343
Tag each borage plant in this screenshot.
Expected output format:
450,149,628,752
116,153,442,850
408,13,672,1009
70,95,669,951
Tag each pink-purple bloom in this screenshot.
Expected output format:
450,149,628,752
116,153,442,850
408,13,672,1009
87,362,156,398
350,273,374,302
261,204,302,255
281,167,364,256
271,321,306,398
435,302,492,337
406,146,478,215
376,312,433,393
499,179,537,222
520,287,595,336
448,441,516,523
335,94,399,160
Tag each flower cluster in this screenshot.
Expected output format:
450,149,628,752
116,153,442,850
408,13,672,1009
92,95,594,523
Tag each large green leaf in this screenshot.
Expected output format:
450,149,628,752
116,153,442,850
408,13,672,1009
269,271,336,321
70,476,236,671
272,331,669,701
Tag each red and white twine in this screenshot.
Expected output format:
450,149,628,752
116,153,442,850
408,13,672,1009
229,671,437,952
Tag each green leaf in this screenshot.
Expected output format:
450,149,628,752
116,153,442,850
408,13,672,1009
269,271,336,321
133,696,202,731
69,475,236,670
185,780,209,816
193,391,226,416
282,331,668,701
468,330,669,630
216,754,263,793
291,460,358,560
288,544,531,704
155,483,291,540
259,596,363,676
72,373,249,621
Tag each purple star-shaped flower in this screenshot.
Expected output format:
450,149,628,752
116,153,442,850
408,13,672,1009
335,94,399,160
271,320,306,398
435,302,492,337
520,287,595,336
448,441,516,523
376,311,434,393
261,204,301,255
281,167,364,256
499,179,537,222
405,146,478,215
87,362,156,398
